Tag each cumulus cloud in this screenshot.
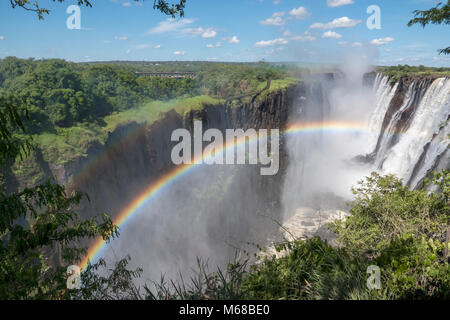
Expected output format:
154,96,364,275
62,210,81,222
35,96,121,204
173,51,185,56
201,28,217,38
370,37,395,45
327,0,354,7
254,38,288,47
322,30,342,39
289,6,309,20
149,18,195,34
260,12,285,26
153,44,161,49
225,36,240,44
182,26,217,38
310,17,361,29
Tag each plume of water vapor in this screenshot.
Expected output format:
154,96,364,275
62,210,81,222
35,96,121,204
281,60,376,221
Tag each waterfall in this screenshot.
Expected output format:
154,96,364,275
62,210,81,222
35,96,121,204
379,78,450,187
367,74,398,153
281,72,449,226
374,81,417,167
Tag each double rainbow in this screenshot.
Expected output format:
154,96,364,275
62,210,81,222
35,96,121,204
79,121,378,269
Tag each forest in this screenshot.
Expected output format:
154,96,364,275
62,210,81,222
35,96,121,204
0,57,288,134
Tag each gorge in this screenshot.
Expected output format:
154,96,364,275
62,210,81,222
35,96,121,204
5,67,449,284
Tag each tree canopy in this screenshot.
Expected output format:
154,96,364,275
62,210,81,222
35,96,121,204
408,0,450,54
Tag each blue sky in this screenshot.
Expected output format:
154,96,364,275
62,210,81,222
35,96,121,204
0,0,449,66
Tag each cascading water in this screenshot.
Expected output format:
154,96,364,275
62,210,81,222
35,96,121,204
280,70,449,237
379,77,450,187
281,68,376,223
367,74,398,153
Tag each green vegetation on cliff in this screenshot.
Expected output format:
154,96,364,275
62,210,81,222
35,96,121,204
0,57,295,182
378,65,450,83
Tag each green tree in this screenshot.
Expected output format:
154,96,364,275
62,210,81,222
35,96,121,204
408,1,450,54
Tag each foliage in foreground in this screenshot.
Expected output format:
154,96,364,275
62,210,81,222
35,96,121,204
144,171,449,300
0,90,131,299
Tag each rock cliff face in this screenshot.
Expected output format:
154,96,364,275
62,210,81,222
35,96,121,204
2,83,305,270
10,85,302,227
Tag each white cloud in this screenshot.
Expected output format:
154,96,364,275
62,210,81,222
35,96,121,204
282,30,291,36
0,36,5,40
273,0,280,4
260,12,285,26
206,42,222,48
289,6,309,20
290,31,316,42
149,18,195,34
327,0,354,7
201,28,217,38
310,16,361,29
225,36,240,44
136,44,149,49
322,30,342,39
115,36,128,41
255,38,288,47
125,49,131,54
183,26,217,38
122,1,132,7
206,57,218,61
370,37,395,46
153,44,161,49
173,51,185,56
